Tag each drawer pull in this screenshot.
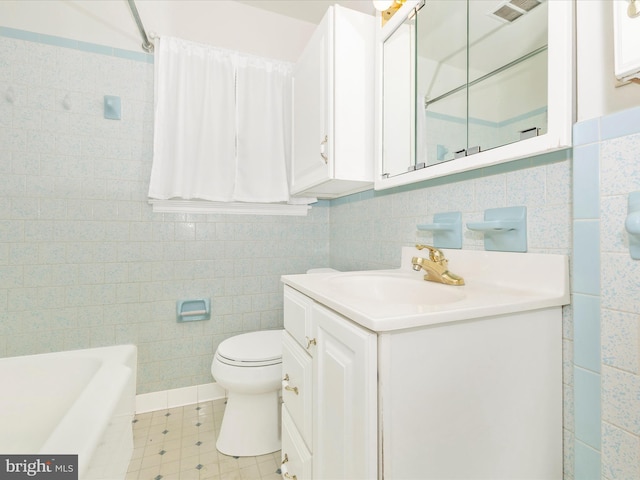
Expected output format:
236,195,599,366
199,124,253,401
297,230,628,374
305,336,317,349
282,374,299,395
282,453,289,464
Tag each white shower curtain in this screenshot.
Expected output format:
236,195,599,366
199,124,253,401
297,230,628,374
149,36,292,203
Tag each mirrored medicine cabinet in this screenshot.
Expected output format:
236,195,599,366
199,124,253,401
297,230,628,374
375,0,574,190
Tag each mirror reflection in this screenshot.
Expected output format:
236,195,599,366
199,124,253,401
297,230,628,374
382,0,549,178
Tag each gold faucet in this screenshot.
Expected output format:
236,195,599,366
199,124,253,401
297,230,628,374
411,244,465,286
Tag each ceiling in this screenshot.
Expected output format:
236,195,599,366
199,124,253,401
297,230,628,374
235,0,375,24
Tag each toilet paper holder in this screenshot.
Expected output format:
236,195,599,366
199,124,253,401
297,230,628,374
176,298,210,322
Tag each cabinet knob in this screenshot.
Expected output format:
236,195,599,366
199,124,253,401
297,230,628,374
320,135,328,164
281,463,297,480
280,459,297,480
282,374,299,395
305,336,317,349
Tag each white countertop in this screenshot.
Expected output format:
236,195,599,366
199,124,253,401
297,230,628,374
281,247,570,332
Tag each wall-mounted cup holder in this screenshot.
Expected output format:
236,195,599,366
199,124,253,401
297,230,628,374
417,212,462,249
466,206,527,252
625,192,640,259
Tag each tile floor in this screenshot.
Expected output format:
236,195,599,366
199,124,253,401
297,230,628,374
126,399,282,480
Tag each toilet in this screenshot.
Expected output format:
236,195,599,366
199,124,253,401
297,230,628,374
211,269,337,457
211,329,283,457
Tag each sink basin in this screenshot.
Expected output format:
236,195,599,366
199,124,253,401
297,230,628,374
281,246,570,332
327,273,465,305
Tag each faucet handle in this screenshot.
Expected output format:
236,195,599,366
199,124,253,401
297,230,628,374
415,244,446,263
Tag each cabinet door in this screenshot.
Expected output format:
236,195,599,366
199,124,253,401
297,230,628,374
291,8,331,194
312,304,377,480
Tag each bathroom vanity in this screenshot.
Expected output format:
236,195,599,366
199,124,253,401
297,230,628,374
280,246,569,479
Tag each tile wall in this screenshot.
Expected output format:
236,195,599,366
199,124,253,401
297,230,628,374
329,152,573,268
0,30,330,395
573,107,640,479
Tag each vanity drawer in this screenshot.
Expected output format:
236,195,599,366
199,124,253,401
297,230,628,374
281,407,312,480
284,286,316,354
282,331,313,449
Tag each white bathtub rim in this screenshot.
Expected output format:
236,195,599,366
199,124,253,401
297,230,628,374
39,362,132,478
0,345,137,480
0,344,138,365
0,356,102,453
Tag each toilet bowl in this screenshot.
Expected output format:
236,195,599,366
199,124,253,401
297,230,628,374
211,329,283,457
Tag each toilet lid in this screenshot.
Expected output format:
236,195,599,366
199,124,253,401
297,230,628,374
217,330,283,366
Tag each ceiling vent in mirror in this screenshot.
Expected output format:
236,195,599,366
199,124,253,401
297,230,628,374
489,0,540,23
509,0,542,12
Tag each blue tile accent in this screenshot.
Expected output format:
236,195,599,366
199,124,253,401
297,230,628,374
0,26,37,41
573,294,601,373
39,33,79,50
573,118,600,146
77,40,114,56
601,105,640,141
573,220,601,295
114,47,154,63
497,106,547,127
0,26,153,63
573,144,600,220
575,440,602,480
575,367,602,450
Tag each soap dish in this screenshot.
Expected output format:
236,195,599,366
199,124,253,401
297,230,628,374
466,206,527,252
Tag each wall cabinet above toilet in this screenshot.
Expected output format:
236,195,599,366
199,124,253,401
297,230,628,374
290,5,375,199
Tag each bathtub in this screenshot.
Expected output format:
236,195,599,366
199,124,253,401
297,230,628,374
0,345,137,480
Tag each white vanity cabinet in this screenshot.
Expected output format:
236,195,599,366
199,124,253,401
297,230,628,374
281,286,377,480
283,288,563,480
378,309,562,479
282,246,568,479
290,5,374,199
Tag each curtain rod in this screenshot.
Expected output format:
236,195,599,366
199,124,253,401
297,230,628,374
127,0,154,53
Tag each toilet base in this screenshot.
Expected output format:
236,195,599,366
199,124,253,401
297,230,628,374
216,390,281,457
